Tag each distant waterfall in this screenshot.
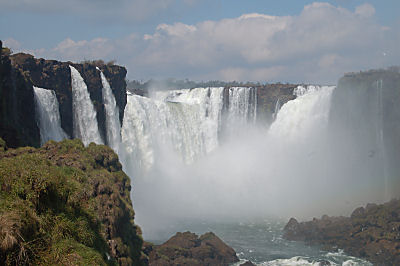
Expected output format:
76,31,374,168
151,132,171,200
33,86,69,145
269,85,335,140
120,87,256,172
226,87,257,128
99,69,121,153
376,79,389,199
69,66,103,146
272,98,281,120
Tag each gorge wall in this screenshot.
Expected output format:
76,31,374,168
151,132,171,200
329,68,400,199
0,40,127,148
0,41,39,148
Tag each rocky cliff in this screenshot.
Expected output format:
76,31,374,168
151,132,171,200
255,84,297,124
0,138,144,265
9,53,127,144
0,40,127,148
0,41,40,148
283,199,400,265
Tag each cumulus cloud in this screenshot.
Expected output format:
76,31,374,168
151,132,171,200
355,3,376,18
3,38,21,50
13,2,400,83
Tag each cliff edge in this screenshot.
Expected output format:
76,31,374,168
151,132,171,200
0,138,144,265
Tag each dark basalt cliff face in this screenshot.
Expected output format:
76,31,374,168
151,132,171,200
9,53,127,143
0,41,40,148
283,199,400,265
0,138,144,265
143,231,239,266
255,84,297,124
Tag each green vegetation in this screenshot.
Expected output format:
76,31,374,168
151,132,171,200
1,47,12,57
80,59,117,67
0,139,143,265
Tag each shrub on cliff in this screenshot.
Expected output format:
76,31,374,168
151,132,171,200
0,138,143,265
1,47,12,57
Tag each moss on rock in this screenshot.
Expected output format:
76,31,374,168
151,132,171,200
0,139,143,265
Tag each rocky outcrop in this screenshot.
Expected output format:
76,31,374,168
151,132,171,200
0,138,144,265
283,199,400,265
9,53,127,143
143,231,239,265
255,84,297,124
0,41,40,148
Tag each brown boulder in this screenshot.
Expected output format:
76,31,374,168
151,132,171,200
146,231,239,266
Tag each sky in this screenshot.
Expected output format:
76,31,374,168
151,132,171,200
1,0,399,83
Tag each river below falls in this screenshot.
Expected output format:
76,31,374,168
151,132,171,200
144,220,372,265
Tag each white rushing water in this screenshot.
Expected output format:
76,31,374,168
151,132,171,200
120,87,257,173
99,68,121,153
33,86,69,145
272,98,281,120
227,87,257,126
269,85,335,141
69,65,104,146
129,85,345,234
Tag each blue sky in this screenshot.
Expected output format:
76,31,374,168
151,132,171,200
1,0,399,83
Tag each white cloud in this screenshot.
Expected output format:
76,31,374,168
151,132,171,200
3,38,21,50
355,3,375,18
11,2,400,83
219,66,285,82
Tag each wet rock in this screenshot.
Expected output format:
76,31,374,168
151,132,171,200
240,260,256,266
283,199,400,265
146,231,239,266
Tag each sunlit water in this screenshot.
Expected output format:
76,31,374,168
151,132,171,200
69,65,104,145
33,86,69,145
99,68,121,153
146,220,372,266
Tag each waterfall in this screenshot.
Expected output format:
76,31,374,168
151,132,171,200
272,98,281,120
99,68,121,153
120,87,258,173
269,85,335,140
33,86,69,145
226,87,257,128
121,88,224,172
69,65,104,146
376,79,389,199
129,85,347,229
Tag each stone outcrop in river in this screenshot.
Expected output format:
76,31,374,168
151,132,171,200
283,199,400,265
143,231,239,266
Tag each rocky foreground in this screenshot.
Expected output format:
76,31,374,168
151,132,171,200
283,199,400,265
143,231,239,265
0,138,143,265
